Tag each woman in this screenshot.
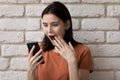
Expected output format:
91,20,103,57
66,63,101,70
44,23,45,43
27,1,93,80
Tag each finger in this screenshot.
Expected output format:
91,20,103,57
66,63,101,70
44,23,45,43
29,49,42,64
35,62,40,67
31,49,43,64
34,49,43,58
58,36,71,51
38,42,43,48
32,58,43,68
32,54,43,65
33,62,40,69
69,42,74,50
55,46,61,55
28,45,35,59
57,36,68,46
53,40,62,50
38,42,41,46
39,58,44,64
55,36,64,48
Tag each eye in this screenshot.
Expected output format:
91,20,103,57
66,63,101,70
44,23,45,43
52,23,58,27
42,23,48,27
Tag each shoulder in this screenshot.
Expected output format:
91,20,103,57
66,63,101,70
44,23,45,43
75,44,90,52
74,44,91,57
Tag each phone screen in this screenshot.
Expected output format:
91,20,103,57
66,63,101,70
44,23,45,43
27,42,44,64
27,42,40,55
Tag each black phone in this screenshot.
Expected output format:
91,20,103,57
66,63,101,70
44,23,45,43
27,42,44,64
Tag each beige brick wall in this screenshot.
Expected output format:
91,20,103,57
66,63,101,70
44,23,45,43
0,0,120,80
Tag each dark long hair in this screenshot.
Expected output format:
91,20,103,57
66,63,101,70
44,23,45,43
41,1,80,51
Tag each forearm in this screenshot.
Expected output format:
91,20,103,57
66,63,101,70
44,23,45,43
68,60,79,80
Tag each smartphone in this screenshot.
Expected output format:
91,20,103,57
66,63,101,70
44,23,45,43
27,42,44,64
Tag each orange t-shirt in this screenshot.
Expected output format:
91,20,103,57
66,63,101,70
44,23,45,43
36,44,93,80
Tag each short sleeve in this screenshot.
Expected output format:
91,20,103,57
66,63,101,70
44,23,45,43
77,45,93,73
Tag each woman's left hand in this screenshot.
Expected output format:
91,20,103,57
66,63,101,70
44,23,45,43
53,36,77,63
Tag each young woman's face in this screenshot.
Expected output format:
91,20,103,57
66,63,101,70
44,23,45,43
42,14,68,45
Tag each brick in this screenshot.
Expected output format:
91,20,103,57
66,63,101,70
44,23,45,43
0,0,9,3
90,71,114,80
72,19,80,30
10,57,27,70
0,0,39,3
0,71,27,80
107,32,120,43
88,45,120,56
0,58,8,70
26,31,44,42
1,45,27,57
17,0,39,3
81,18,119,30
0,5,24,17
116,71,120,80
107,5,120,17
0,32,24,43
94,58,120,69
0,19,40,30
41,0,80,3
26,5,47,16
73,31,105,43
82,0,120,3
67,5,104,17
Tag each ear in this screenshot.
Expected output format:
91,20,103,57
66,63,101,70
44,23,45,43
65,20,70,30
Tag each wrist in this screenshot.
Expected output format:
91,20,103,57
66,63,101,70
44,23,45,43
67,58,79,80
27,70,36,80
67,58,78,66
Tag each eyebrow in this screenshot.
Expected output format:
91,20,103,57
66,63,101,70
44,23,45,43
42,23,47,24
42,22,59,24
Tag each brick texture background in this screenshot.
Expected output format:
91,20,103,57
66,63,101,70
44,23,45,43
0,0,120,80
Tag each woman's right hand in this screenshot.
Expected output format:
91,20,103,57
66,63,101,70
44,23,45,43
27,45,43,80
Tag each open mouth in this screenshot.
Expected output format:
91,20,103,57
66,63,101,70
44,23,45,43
49,35,55,40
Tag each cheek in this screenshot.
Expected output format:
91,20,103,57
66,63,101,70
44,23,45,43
42,28,47,33
57,29,66,38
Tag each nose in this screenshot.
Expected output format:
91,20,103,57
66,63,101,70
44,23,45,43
48,26,52,33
